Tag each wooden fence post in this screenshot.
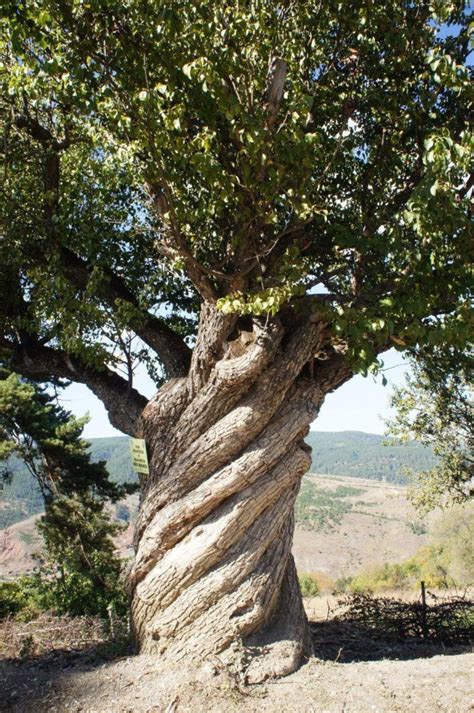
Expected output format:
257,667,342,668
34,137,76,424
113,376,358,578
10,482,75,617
420,580,428,639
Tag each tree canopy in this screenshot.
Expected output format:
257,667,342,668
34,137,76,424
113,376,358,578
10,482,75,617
0,1,472,433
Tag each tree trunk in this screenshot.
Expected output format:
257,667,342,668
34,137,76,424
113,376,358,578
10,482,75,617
129,307,351,683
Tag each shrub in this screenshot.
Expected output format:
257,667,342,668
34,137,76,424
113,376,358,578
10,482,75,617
428,503,474,587
0,580,24,618
0,575,44,620
338,592,474,644
407,520,427,535
334,575,354,594
298,573,320,597
345,534,472,595
0,565,128,622
348,561,418,594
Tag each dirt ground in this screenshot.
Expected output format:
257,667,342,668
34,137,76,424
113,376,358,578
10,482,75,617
0,609,472,713
0,648,472,713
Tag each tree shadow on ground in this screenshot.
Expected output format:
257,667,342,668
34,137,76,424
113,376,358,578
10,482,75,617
0,638,134,713
1,594,472,710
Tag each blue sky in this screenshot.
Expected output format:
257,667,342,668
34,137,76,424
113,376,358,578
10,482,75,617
61,348,408,438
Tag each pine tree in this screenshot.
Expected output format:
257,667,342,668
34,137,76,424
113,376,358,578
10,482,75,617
0,370,132,616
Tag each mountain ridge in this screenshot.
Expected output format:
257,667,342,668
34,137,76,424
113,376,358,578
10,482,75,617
0,431,437,530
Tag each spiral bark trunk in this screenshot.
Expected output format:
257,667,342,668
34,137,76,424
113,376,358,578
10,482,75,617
129,307,351,682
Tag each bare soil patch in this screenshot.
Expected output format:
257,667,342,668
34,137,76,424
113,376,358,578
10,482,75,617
1,607,471,713
1,647,472,712
292,474,436,580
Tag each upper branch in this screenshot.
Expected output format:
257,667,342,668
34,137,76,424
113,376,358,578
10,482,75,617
2,338,147,436
13,111,192,378
59,248,192,378
148,183,218,302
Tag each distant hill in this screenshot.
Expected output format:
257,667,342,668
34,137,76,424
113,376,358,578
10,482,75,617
0,431,436,530
0,437,137,530
306,431,437,484
1,474,435,582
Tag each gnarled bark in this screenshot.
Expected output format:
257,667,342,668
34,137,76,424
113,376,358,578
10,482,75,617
129,308,352,682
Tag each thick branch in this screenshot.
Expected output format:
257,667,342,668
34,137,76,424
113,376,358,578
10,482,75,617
58,248,191,378
264,58,287,128
3,339,147,435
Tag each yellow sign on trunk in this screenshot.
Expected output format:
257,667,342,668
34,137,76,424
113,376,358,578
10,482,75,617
129,438,149,475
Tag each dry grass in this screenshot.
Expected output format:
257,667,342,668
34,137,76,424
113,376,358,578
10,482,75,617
0,601,472,713
0,613,124,661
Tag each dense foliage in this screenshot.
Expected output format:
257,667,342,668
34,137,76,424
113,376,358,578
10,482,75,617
0,1,471,409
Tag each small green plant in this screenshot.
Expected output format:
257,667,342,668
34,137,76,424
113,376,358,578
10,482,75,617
0,580,25,618
407,520,427,535
0,575,44,620
332,485,365,498
298,573,320,597
334,575,354,594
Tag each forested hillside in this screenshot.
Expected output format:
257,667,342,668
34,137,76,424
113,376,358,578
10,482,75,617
0,457,45,529
0,432,436,530
306,431,437,483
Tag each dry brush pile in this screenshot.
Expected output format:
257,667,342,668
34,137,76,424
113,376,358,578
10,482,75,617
311,591,473,663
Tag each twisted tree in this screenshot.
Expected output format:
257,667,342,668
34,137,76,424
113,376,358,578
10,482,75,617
0,1,472,681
